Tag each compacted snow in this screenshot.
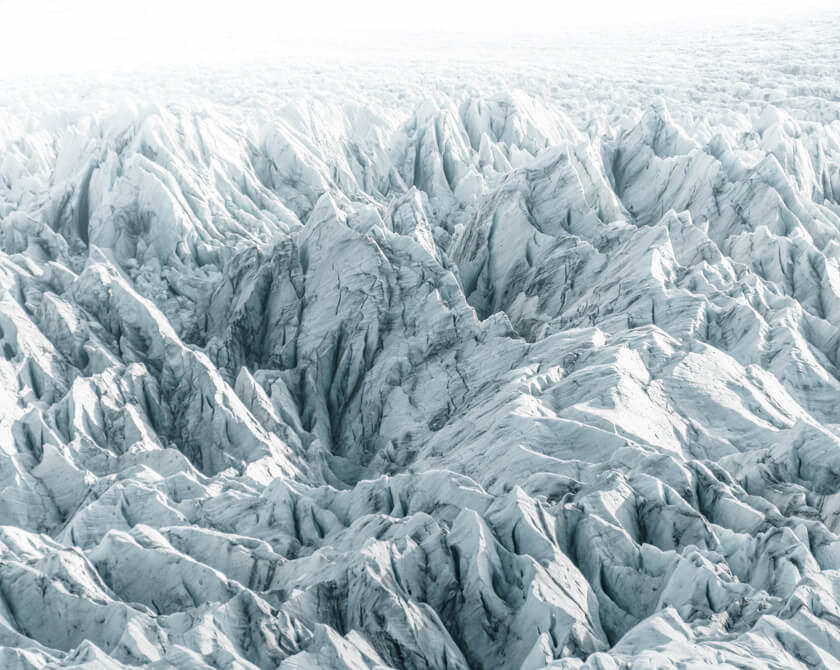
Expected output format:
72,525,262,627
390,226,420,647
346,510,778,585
2,14,840,670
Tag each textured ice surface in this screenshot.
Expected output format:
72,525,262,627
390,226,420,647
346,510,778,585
3,15,840,670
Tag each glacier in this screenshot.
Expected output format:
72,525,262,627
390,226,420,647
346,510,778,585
3,16,840,670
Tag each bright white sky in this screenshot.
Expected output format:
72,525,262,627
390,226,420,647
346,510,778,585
1,0,837,76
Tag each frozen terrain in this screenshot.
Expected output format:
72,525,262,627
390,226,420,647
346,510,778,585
3,12,840,669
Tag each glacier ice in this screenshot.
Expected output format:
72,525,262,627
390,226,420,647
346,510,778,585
3,17,840,670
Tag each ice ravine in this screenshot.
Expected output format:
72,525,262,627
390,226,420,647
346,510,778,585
2,17,840,670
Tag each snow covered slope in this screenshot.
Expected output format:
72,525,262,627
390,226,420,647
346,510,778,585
3,16,840,670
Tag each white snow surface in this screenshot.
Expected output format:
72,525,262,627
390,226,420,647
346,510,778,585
3,15,840,670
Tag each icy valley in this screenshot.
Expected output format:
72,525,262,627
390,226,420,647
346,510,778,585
2,14,840,669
